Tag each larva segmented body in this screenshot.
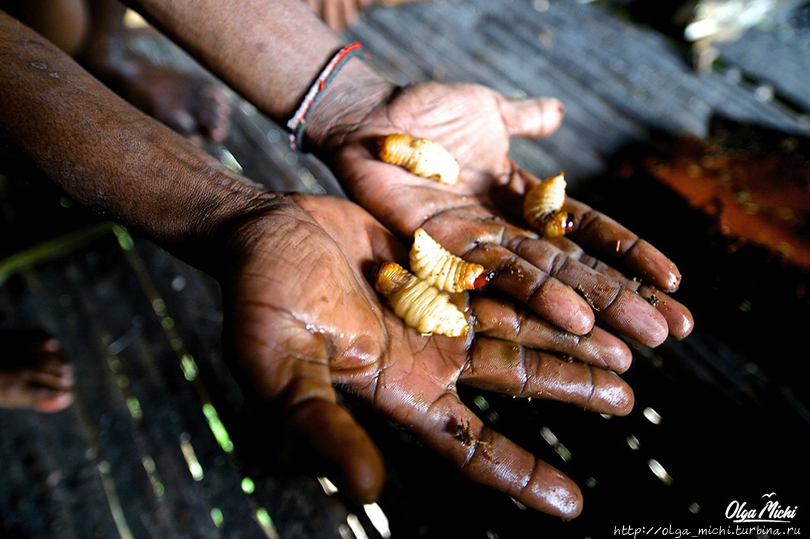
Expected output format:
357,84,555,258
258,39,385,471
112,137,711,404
379,134,460,185
522,173,575,238
410,228,490,292
375,262,470,337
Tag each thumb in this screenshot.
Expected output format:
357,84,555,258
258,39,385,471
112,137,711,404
285,397,386,503
229,313,386,503
498,96,564,138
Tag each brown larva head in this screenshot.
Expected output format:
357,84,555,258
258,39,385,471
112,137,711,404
376,135,387,155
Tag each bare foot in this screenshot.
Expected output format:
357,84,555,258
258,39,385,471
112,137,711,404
304,0,428,31
83,45,233,144
79,1,232,144
8,0,232,143
305,0,373,30
112,58,232,144
0,330,75,413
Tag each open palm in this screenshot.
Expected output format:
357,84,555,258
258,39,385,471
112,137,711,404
324,82,693,346
220,193,633,518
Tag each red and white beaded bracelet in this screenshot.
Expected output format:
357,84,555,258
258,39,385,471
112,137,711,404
286,42,366,151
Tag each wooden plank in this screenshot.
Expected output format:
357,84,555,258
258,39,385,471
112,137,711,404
0,233,263,538
1,264,128,539
716,20,810,114
349,0,810,188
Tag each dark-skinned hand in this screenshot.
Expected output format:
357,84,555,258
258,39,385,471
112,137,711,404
319,82,694,346
220,193,635,518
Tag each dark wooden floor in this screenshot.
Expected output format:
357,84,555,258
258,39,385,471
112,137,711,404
2,1,809,537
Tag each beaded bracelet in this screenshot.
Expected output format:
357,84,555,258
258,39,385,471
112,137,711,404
286,42,366,151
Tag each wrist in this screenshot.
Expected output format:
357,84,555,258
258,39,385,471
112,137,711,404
193,186,297,278
204,191,328,284
301,56,396,155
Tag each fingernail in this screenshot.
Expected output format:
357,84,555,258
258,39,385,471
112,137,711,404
570,306,595,336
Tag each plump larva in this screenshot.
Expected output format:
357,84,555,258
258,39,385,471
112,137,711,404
375,262,470,337
410,228,491,292
523,173,575,237
379,134,460,185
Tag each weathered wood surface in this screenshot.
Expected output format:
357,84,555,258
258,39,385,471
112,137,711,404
2,1,809,537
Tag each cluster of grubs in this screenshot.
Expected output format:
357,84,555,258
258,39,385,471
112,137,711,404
374,133,573,337
375,227,492,337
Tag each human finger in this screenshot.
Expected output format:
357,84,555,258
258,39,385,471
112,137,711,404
0,369,73,412
322,0,342,31
470,296,632,372
500,226,670,347
197,83,232,143
35,357,74,378
397,390,583,517
563,197,681,292
423,208,667,342
492,170,681,293
26,366,75,391
30,336,62,354
284,398,384,502
226,285,386,503
28,339,73,378
465,242,594,335
459,337,635,416
28,387,76,414
248,349,385,502
634,284,693,339
497,95,565,139
548,236,694,339
340,0,362,28
29,386,75,413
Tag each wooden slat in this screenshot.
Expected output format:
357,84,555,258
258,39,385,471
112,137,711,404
717,21,810,114
349,0,809,188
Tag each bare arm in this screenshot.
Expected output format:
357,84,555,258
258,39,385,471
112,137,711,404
123,0,394,151
0,9,281,274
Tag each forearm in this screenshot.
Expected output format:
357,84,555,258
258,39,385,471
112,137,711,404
122,0,395,151
0,11,280,274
